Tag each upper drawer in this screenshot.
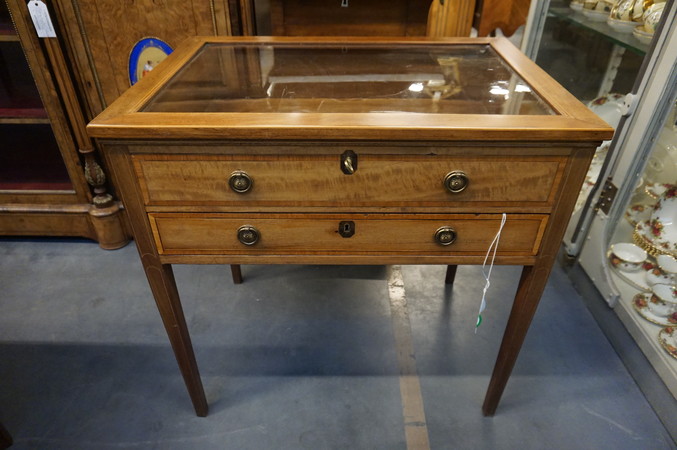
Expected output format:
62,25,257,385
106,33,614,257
133,154,566,207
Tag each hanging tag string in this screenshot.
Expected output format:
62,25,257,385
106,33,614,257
475,213,507,333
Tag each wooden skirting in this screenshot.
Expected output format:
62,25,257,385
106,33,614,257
0,202,129,249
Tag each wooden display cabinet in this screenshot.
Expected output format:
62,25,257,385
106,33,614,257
88,36,612,416
1,0,126,247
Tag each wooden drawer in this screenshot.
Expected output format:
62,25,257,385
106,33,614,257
149,213,548,256
134,155,566,207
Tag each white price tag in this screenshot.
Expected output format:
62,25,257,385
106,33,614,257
27,0,56,38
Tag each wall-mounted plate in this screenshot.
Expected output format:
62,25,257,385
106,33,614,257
128,37,173,85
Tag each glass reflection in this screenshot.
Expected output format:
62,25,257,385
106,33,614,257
143,43,555,116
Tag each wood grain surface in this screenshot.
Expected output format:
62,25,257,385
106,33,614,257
134,154,565,206
149,212,547,256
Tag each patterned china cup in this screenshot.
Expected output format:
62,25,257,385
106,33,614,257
649,185,677,255
657,255,677,283
648,284,677,318
643,2,665,33
609,242,647,272
584,0,614,12
609,0,654,22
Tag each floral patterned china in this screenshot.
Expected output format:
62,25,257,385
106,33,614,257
643,2,665,33
644,182,672,199
583,0,614,20
633,293,677,326
625,203,651,226
646,262,673,287
656,254,677,283
608,242,647,272
609,0,653,22
649,184,677,249
634,185,677,258
658,327,677,360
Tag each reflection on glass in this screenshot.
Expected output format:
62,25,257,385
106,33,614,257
143,43,555,115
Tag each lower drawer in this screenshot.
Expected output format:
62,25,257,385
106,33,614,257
149,213,548,256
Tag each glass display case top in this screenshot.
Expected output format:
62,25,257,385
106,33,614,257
142,42,556,116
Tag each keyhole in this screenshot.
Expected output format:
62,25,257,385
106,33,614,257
338,221,355,238
341,0,349,7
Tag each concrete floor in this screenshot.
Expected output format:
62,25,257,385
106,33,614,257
0,238,674,449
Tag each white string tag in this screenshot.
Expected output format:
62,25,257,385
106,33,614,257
475,213,507,333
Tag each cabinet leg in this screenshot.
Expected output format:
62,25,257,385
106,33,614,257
230,265,243,284
444,265,458,285
142,257,208,416
482,265,547,416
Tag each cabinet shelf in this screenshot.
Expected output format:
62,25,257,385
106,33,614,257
0,33,20,42
549,7,650,55
0,106,49,123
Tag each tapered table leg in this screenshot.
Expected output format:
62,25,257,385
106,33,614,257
482,264,548,416
142,256,209,416
230,264,243,284
444,265,458,285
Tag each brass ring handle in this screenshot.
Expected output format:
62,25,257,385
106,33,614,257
229,171,253,193
343,156,355,174
434,226,457,246
237,225,259,246
444,171,469,193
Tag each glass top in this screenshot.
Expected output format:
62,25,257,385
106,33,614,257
142,43,555,115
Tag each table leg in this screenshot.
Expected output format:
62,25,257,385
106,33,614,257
482,264,548,416
444,265,458,285
142,257,209,416
104,148,209,417
230,264,243,284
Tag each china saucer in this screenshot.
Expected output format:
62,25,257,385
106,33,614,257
645,264,673,287
609,254,651,291
632,293,677,326
658,327,677,360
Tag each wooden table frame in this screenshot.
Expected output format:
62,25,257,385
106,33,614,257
88,37,612,417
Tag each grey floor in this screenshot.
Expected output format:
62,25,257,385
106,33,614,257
0,238,674,449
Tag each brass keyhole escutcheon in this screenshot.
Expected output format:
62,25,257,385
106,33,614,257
237,225,259,245
444,171,469,193
338,221,355,238
434,226,457,246
229,171,253,193
340,150,358,175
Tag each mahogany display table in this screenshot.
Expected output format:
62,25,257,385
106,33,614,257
87,36,612,416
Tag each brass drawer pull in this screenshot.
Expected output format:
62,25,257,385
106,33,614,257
237,225,259,245
444,171,468,193
434,226,457,246
229,171,253,193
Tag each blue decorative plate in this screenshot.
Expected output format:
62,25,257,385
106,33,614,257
128,37,173,85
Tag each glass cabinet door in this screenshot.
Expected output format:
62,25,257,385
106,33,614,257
0,1,72,191
573,1,677,398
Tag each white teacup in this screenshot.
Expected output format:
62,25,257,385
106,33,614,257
657,255,677,283
609,243,647,272
648,284,677,318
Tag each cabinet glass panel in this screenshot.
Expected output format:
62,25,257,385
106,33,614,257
143,43,555,115
608,101,677,361
535,0,658,214
0,2,72,191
